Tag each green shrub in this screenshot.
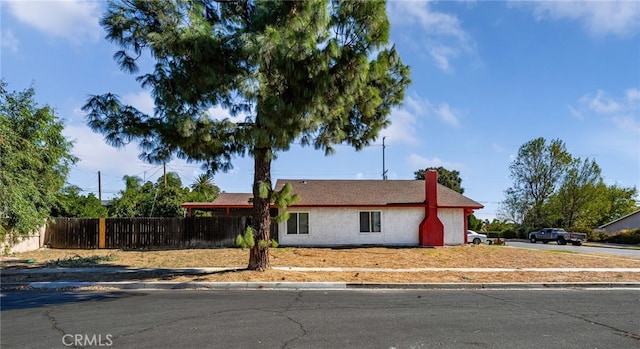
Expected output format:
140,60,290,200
606,229,640,245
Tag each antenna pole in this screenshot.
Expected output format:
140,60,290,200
382,137,388,180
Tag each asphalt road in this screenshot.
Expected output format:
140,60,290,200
2,289,640,349
507,240,640,258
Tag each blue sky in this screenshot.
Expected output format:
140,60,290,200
2,0,639,220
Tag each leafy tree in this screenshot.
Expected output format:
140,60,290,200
146,173,189,217
109,175,144,217
414,167,464,194
597,184,638,226
188,173,220,203
467,214,484,231
486,219,518,233
109,172,189,217
501,138,571,229
51,186,108,218
546,158,604,228
83,0,410,270
0,81,77,249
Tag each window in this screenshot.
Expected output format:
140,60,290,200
359,211,381,233
287,212,309,235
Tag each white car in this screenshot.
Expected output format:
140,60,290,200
467,230,488,245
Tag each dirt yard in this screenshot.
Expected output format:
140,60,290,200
3,245,640,284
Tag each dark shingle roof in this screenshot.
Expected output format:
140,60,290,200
209,193,254,206
200,179,483,209
274,179,483,208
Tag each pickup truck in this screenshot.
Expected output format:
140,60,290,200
528,228,587,246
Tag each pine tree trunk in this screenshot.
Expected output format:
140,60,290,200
248,147,271,271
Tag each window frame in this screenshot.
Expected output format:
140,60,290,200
359,211,382,233
286,212,310,235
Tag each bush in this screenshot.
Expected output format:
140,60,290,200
606,229,640,245
586,230,609,242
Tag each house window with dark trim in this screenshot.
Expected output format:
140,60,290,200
360,211,381,233
287,212,309,235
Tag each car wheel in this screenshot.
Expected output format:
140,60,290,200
472,238,481,245
558,238,567,245
572,241,582,246
530,237,537,243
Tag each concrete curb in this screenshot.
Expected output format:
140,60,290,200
4,266,640,275
3,281,640,291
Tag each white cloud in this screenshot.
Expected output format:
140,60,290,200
5,0,102,44
122,91,155,116
1,30,19,53
64,123,207,197
207,105,247,123
381,94,462,146
434,103,460,127
408,153,464,171
567,105,584,120
381,108,421,146
612,116,640,135
626,88,640,103
381,94,427,146
388,1,475,73
580,90,622,114
64,124,144,173
527,0,640,37
572,88,640,136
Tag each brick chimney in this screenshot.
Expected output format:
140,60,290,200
419,170,444,246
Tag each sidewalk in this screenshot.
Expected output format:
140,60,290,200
3,266,640,290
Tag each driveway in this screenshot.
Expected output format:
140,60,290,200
507,240,640,259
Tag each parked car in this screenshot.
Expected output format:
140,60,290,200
467,230,488,245
528,228,587,245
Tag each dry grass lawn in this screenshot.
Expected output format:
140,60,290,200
3,245,640,284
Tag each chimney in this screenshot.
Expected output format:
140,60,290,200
426,170,438,207
418,170,444,246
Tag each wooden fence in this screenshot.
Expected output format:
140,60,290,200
45,217,278,249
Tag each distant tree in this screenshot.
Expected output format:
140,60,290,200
414,166,464,194
188,173,220,203
109,175,144,217
501,138,572,229
109,172,191,217
83,0,410,270
596,184,638,226
0,81,77,249
486,219,517,232
467,214,483,231
546,158,604,228
52,186,108,218
146,173,189,217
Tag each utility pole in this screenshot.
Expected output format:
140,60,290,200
163,163,167,187
382,137,388,180
98,171,102,202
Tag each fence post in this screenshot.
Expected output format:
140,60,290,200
99,218,106,248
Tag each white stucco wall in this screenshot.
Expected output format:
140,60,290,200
1,226,45,254
278,207,423,246
438,208,466,245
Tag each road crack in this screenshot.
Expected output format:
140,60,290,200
43,309,81,348
277,291,308,349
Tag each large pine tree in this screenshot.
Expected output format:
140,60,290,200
83,0,410,270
